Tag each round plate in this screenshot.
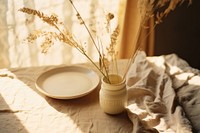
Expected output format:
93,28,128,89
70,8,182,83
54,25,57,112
35,66,99,99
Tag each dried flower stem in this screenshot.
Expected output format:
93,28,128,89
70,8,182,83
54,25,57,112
68,0,111,83
122,20,143,81
19,7,111,83
107,25,120,77
68,1,101,57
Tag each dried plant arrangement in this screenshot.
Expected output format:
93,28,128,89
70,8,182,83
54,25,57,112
122,0,192,78
19,1,121,84
19,0,192,84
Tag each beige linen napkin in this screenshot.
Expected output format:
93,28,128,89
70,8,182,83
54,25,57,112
126,51,193,133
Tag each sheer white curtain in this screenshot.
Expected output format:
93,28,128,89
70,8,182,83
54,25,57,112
0,0,120,68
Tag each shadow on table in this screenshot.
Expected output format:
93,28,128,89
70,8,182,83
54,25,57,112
0,94,28,133
44,84,133,133
11,66,133,133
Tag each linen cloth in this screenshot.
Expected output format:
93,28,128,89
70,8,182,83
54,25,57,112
126,51,200,133
0,52,200,133
0,65,132,133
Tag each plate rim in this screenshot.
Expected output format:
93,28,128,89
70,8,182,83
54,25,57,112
35,65,100,99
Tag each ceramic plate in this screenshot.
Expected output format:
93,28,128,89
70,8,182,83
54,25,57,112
35,66,99,99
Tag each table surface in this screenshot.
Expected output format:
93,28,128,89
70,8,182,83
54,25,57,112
0,60,133,133
1,53,200,133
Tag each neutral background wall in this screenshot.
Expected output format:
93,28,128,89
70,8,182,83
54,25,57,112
154,0,200,69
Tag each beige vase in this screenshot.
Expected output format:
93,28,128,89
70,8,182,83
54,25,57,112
99,74,127,115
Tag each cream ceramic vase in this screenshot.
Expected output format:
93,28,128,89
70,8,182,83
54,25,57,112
99,74,127,115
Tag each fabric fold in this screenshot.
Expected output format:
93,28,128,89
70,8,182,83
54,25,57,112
126,51,193,133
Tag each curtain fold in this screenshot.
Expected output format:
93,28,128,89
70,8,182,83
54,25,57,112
118,0,155,59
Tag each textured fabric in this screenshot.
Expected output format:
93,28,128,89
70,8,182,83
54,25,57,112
0,52,200,133
0,63,132,133
126,51,200,132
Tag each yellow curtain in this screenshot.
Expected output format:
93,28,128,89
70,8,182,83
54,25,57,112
118,0,155,59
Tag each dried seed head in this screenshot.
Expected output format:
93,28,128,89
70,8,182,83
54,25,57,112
106,13,114,21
